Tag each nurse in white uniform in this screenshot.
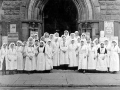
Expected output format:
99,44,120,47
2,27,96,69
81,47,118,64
88,42,97,70
52,38,60,69
37,41,46,72
68,39,78,70
60,35,69,70
104,38,111,72
96,42,107,72
8,43,17,74
25,37,35,74
109,40,120,73
45,39,53,72
0,43,8,75
16,41,24,73
78,40,88,73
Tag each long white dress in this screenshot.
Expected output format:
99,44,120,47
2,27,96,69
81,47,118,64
0,50,1,70
25,46,35,71
16,46,24,70
76,43,81,66
8,48,17,70
0,48,8,70
109,45,120,71
45,44,53,70
23,45,27,70
105,44,111,68
68,43,77,67
78,45,88,70
37,46,45,71
88,46,97,70
60,41,69,65
53,41,60,67
96,48,107,71
34,45,39,70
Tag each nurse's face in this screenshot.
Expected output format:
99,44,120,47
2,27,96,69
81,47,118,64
3,44,7,48
40,42,44,47
17,42,21,46
35,41,38,45
48,41,51,45
75,32,79,36
29,41,33,46
45,33,49,38
34,35,38,39
95,40,99,44
87,39,90,44
11,44,14,49
64,32,68,36
81,41,84,46
101,43,104,48
91,43,94,47
112,41,117,46
71,40,74,44
105,40,108,45
55,33,59,37
50,35,53,39
82,35,85,39
62,37,66,41
77,38,80,43
55,38,58,42
71,34,74,39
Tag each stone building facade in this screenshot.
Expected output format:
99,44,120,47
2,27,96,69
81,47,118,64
0,0,120,45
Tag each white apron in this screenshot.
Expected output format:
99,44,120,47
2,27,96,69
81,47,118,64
110,46,120,71
78,45,88,70
37,47,45,71
8,49,17,70
68,43,77,67
96,48,107,71
105,45,111,68
34,45,39,70
76,43,81,66
45,44,53,70
53,42,60,66
16,46,24,70
60,41,69,65
88,47,97,70
0,48,8,70
25,46,35,71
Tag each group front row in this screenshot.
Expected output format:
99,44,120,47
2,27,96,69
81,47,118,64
0,36,120,75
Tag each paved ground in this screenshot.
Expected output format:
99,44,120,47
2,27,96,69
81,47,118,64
1,87,120,90
0,70,120,87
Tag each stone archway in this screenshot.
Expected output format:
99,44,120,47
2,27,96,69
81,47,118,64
43,0,78,35
27,0,93,36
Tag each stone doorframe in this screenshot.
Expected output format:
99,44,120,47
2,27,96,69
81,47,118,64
28,0,93,21
26,0,95,37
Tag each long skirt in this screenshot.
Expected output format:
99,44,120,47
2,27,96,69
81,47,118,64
2,58,6,72
96,54,107,71
88,53,96,70
78,54,87,70
37,53,45,71
32,56,36,70
60,51,69,65
45,55,53,70
17,52,23,70
8,55,17,70
106,54,110,68
109,52,119,71
69,51,77,67
53,51,60,66
25,57,32,71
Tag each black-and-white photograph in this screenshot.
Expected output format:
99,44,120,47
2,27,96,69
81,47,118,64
0,0,120,90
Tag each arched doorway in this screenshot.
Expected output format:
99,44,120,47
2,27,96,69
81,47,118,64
25,0,94,39
43,0,78,36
